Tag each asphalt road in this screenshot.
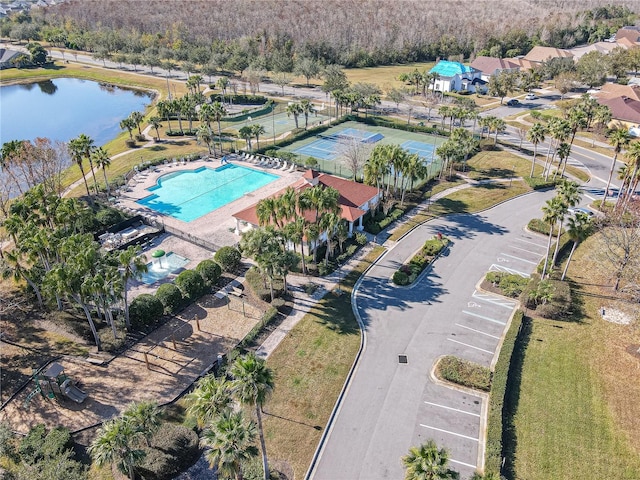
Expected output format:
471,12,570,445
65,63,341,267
311,189,555,480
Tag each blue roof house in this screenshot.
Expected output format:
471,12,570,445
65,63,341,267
429,60,483,93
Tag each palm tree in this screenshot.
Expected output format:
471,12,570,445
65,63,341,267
118,246,148,330
1,248,44,307
602,127,631,207
555,141,572,179
402,440,459,480
122,400,162,447
286,102,302,129
618,141,640,212
156,100,173,132
197,125,214,154
89,418,145,480
552,180,580,265
239,126,253,151
527,122,546,177
211,101,227,152
76,133,99,196
91,147,111,197
541,196,565,278
185,375,233,428
300,99,315,129
544,118,571,180
561,212,592,281
201,409,258,480
217,76,230,104
129,111,144,136
319,211,342,266
120,117,135,140
492,118,506,145
148,116,162,142
231,353,275,480
251,124,266,150
68,136,92,198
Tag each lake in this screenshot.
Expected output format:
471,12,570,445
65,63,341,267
0,77,154,146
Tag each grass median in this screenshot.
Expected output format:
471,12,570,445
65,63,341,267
263,246,384,479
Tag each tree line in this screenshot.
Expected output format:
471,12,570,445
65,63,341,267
0,2,634,69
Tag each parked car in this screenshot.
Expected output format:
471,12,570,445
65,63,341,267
506,99,520,106
525,93,538,100
568,207,595,217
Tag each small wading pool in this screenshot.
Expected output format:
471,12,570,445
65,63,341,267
140,252,190,284
137,164,278,222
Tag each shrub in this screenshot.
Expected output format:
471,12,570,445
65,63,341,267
486,271,502,285
19,425,72,465
129,294,164,328
527,218,560,236
135,423,199,480
195,259,221,287
175,270,205,300
317,261,336,277
245,267,284,301
95,208,123,227
354,232,368,246
422,238,445,256
135,134,146,142
214,246,241,272
524,176,558,190
154,284,183,314
436,356,491,392
271,297,286,309
125,139,136,148
392,270,410,286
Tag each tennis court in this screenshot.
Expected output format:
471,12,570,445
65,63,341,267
401,140,437,164
227,109,332,138
294,127,385,160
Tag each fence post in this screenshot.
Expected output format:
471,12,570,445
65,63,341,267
144,352,150,370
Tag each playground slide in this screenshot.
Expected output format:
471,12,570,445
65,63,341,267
61,379,87,404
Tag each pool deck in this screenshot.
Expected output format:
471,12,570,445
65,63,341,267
113,156,303,251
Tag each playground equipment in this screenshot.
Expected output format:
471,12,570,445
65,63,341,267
24,362,87,407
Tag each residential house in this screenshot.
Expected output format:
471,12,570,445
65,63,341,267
596,83,640,102
232,169,381,244
429,60,483,93
569,41,625,61
522,46,574,66
597,95,640,126
0,48,22,69
615,26,640,44
470,56,520,82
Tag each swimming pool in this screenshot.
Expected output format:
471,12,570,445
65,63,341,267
140,252,190,285
137,164,278,222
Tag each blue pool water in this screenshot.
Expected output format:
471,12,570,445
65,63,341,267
137,164,278,222
140,252,190,285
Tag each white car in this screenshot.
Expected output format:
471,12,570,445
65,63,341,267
525,93,538,100
568,207,595,217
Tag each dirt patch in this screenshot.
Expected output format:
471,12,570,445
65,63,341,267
600,306,635,325
0,292,263,435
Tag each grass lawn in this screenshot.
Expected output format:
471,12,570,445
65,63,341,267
263,247,385,479
343,62,436,91
0,61,185,98
509,232,640,479
466,150,543,180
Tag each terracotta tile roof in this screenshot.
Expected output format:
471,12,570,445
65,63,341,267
523,46,573,63
616,37,637,48
470,56,519,74
597,96,640,124
616,27,640,43
596,83,640,102
232,170,379,227
569,42,623,60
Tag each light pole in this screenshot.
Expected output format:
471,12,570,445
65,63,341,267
271,101,276,145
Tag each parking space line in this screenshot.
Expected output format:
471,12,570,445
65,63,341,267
449,458,477,468
462,310,506,325
514,237,547,249
489,264,530,277
456,324,500,339
424,400,481,417
500,252,538,265
472,291,516,309
448,338,494,354
420,424,479,442
510,244,544,256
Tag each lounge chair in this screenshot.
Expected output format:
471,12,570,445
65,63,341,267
280,161,288,170
288,163,296,173
272,159,280,168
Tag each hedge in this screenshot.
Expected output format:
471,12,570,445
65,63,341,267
485,310,524,474
524,176,559,190
239,306,279,349
485,272,529,298
129,293,164,328
155,284,183,315
393,236,448,285
245,267,284,301
436,356,491,392
209,93,267,105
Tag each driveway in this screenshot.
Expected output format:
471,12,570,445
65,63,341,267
310,189,555,479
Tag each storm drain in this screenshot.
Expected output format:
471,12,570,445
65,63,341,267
398,355,408,364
